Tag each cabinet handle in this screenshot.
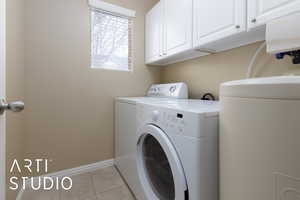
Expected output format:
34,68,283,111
251,19,257,23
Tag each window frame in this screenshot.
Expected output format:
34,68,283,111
88,0,136,72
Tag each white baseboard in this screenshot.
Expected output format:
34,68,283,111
16,159,114,200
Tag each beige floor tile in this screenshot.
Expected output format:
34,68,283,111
20,167,135,200
21,189,60,200
60,173,97,200
97,185,135,200
91,167,125,194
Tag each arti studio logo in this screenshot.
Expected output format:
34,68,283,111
9,159,73,191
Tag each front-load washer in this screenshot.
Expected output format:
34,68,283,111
115,83,188,200
135,100,219,200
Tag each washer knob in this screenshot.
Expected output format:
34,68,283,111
170,86,177,93
152,110,160,122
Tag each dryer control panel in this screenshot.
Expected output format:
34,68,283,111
147,83,188,99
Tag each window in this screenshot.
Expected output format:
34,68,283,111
91,10,133,71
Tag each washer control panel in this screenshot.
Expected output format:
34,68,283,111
137,103,218,138
147,83,188,99
161,110,187,135
144,106,187,135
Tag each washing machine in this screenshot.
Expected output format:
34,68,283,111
135,100,219,200
115,83,188,200
220,76,300,200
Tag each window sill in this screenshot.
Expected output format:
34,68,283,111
90,66,132,72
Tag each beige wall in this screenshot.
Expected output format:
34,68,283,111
162,42,300,99
7,1,300,196
24,0,160,175
6,0,25,199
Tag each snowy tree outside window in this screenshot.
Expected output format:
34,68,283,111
91,10,132,71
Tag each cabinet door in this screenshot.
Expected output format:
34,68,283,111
248,0,300,29
145,2,162,64
163,0,193,56
193,0,246,49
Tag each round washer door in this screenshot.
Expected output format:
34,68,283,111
136,124,188,200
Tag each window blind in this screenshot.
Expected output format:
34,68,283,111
88,0,136,18
91,9,133,71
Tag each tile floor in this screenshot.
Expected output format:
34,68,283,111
21,166,136,200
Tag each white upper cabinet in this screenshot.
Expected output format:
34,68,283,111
248,0,300,29
162,0,193,56
193,0,247,49
145,2,162,64
145,0,300,65
146,0,203,65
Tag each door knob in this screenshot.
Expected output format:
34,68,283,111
0,99,25,115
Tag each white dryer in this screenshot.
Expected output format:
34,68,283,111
135,100,219,200
115,83,188,200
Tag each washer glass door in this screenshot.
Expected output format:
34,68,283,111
143,134,175,199
137,125,187,200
